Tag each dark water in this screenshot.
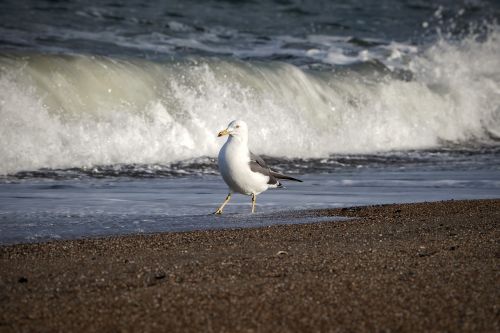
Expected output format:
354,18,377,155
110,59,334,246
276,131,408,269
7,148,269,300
0,0,499,244
1,0,499,65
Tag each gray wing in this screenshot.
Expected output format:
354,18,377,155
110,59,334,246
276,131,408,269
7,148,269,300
249,151,279,185
250,151,268,168
249,151,302,183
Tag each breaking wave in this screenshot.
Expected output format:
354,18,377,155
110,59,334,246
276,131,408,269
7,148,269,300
0,26,499,175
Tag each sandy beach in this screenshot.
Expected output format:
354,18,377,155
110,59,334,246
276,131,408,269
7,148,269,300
0,199,498,332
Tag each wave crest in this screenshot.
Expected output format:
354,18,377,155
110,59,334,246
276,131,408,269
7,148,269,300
0,27,499,174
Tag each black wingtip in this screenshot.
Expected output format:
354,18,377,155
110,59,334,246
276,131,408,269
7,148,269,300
284,175,303,182
270,171,303,182
287,177,303,182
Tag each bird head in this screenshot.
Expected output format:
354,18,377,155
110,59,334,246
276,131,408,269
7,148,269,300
217,120,248,139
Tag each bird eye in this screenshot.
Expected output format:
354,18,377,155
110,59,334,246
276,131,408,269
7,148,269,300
235,125,240,128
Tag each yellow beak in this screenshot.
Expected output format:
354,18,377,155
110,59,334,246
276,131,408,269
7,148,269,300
217,129,230,137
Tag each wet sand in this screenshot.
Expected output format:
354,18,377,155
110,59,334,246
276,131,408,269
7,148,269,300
1,199,499,332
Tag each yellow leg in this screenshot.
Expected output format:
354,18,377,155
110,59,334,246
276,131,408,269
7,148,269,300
251,193,256,213
214,192,232,215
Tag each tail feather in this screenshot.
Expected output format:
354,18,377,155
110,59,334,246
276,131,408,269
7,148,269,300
270,171,303,182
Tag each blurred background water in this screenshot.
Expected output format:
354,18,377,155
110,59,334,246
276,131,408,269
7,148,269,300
0,0,499,243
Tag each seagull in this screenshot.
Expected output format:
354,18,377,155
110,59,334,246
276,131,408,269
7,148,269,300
214,120,302,214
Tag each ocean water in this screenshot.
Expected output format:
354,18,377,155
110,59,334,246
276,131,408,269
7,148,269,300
0,0,499,244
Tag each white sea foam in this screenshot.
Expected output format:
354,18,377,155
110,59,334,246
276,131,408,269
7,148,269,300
0,27,499,174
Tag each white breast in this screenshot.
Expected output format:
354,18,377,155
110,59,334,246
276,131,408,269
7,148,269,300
218,139,269,195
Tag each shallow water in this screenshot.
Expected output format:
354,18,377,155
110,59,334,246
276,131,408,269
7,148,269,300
1,166,498,245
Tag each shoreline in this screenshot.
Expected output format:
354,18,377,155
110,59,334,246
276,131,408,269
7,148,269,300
1,199,499,332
